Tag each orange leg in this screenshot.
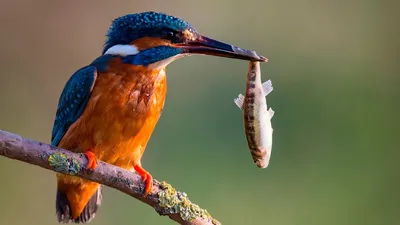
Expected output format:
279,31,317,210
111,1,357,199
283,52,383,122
83,151,98,170
134,164,153,196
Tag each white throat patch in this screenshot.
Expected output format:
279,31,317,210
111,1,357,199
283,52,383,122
148,54,190,69
103,44,139,56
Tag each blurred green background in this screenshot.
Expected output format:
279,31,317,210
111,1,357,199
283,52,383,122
0,0,398,224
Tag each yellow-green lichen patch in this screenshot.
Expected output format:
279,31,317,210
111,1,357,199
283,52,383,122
48,153,81,175
212,218,222,225
158,181,211,221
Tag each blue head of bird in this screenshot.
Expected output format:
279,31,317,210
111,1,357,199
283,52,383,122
102,11,267,69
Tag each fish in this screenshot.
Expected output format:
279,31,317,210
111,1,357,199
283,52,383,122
234,61,274,168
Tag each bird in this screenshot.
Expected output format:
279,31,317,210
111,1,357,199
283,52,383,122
51,11,267,223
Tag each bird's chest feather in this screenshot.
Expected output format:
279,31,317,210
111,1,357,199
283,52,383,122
59,65,167,163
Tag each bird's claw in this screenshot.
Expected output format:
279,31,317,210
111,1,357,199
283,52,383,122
84,151,98,171
134,164,153,196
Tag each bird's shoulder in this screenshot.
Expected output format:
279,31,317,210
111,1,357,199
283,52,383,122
51,60,102,146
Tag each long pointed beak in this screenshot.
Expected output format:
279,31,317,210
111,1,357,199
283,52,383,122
179,35,268,62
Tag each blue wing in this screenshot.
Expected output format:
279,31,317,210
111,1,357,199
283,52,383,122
51,66,97,146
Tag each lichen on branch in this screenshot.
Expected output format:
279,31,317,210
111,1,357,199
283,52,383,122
0,129,220,225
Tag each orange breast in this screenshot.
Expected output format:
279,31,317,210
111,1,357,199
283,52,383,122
58,58,167,169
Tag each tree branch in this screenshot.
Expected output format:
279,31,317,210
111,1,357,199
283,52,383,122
0,129,220,225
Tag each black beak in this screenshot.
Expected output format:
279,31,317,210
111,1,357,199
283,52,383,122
179,35,267,62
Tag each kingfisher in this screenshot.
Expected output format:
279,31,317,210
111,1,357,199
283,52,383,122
51,11,266,223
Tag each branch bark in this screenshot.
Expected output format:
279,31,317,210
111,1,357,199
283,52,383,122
0,129,220,225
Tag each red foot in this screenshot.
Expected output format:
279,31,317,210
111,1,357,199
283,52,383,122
134,164,153,196
84,151,98,170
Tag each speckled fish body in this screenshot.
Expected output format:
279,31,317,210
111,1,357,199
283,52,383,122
234,61,274,168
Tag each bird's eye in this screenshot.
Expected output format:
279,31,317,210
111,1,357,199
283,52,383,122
161,30,176,40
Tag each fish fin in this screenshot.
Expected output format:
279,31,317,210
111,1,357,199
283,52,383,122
234,94,245,110
262,80,273,96
268,108,275,118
